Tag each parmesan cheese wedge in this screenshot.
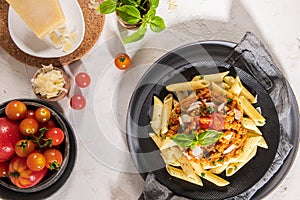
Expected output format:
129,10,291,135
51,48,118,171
6,0,66,39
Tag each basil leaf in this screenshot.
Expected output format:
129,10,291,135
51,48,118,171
171,133,197,148
149,16,166,32
120,0,137,5
99,0,117,14
197,130,223,146
123,22,147,43
149,0,159,8
117,5,142,24
144,8,156,21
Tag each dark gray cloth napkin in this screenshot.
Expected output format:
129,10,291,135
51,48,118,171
139,32,294,200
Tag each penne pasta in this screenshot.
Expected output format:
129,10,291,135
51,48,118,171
239,96,265,126
226,146,257,176
236,136,261,162
193,71,230,82
166,79,210,92
241,87,257,104
169,160,181,167
161,149,177,164
160,146,182,164
258,136,268,149
229,76,243,96
209,163,229,174
223,76,235,84
161,94,173,134
210,82,228,96
246,131,267,149
203,71,230,82
149,133,163,148
160,137,177,150
242,117,262,135
178,156,200,181
151,96,163,134
224,76,257,103
166,165,203,186
190,161,229,187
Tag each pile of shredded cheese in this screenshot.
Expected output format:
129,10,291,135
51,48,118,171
31,65,67,99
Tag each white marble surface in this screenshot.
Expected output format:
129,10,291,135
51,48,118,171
0,0,300,199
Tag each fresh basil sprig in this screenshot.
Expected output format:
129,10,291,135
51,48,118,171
171,130,223,148
98,0,117,14
116,5,141,24
98,0,166,43
171,133,197,148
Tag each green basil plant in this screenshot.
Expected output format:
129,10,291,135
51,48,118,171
98,0,166,43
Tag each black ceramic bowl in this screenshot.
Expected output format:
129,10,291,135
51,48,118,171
0,99,76,199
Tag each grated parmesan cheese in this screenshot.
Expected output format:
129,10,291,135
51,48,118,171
32,64,67,99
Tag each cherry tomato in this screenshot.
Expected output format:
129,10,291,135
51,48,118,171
45,128,65,146
0,162,9,177
25,110,35,119
0,117,22,162
75,72,91,88
5,100,27,121
210,113,224,131
35,107,51,123
9,156,47,188
70,95,86,110
114,53,131,70
39,119,56,129
43,148,63,170
26,152,46,171
19,118,39,136
198,116,212,129
15,140,35,157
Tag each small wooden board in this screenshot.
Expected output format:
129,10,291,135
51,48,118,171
0,0,105,67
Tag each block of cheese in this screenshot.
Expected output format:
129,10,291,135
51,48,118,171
6,0,66,39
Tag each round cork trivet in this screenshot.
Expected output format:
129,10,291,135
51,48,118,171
0,0,105,67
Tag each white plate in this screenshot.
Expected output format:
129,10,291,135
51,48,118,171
8,0,85,58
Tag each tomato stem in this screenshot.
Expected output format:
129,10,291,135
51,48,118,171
9,171,19,178
49,161,61,171
28,127,53,150
17,141,29,153
119,56,125,62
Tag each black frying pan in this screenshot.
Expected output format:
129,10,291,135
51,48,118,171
126,41,297,199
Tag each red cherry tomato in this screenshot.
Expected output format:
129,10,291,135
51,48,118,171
198,116,212,130
25,110,35,119
43,148,63,170
26,152,46,171
0,162,9,177
15,140,35,157
35,107,51,123
5,100,27,121
70,95,86,110
0,117,22,162
75,72,91,88
45,128,64,146
39,119,56,129
19,118,39,136
9,156,47,188
114,53,131,70
210,113,224,131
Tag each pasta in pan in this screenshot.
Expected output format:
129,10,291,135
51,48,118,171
149,71,268,187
